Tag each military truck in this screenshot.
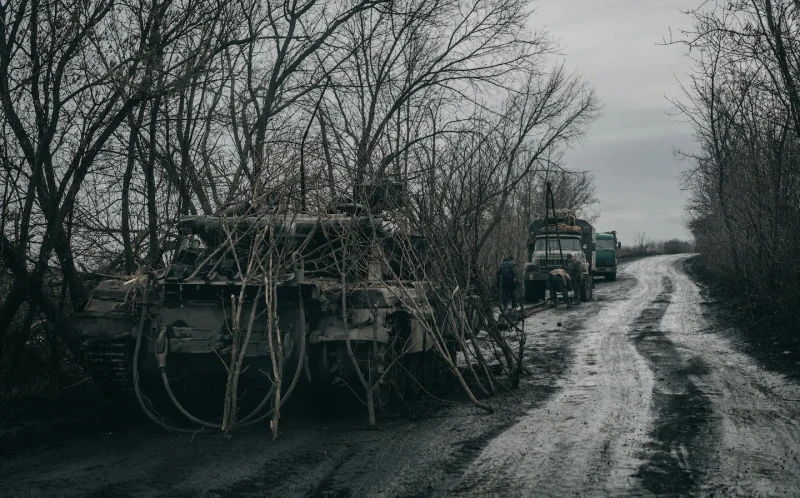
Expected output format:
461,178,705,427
594,231,621,280
73,198,439,418
523,212,596,303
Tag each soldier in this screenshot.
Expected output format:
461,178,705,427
568,253,584,305
548,268,572,308
497,254,517,310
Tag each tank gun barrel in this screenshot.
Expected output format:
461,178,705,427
178,214,381,246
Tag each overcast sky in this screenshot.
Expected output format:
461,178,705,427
533,0,699,242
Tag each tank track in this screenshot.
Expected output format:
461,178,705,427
81,340,136,401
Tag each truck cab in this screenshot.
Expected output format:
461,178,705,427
523,216,595,303
594,232,620,281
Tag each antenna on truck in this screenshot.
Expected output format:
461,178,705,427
545,182,565,267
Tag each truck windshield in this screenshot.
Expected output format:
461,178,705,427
534,238,581,251
597,238,616,250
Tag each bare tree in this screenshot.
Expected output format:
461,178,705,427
1,0,602,431
672,0,800,320
0,0,247,385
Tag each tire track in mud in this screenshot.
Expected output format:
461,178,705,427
630,274,716,496
451,265,657,497
204,447,331,497
661,256,800,496
19,256,800,497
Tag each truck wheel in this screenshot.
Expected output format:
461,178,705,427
607,273,616,281
524,281,534,304
525,281,546,303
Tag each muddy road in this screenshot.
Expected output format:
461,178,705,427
3,254,800,497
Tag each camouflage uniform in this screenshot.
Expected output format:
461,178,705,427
548,268,572,307
568,255,584,304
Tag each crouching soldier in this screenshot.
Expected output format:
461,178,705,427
548,268,572,308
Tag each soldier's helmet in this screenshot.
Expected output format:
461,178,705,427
567,253,575,260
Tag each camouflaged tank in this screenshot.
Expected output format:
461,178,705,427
72,201,438,409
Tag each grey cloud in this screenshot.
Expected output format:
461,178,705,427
533,0,698,241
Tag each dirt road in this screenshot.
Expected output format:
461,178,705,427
3,255,800,497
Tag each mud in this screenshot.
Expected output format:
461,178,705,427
3,255,800,497
630,275,715,495
683,256,800,382
0,309,580,498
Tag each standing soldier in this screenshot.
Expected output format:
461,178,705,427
548,268,572,308
497,254,517,310
568,253,584,305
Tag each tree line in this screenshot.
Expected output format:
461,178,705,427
675,0,800,323
617,232,696,258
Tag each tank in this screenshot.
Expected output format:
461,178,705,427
72,201,440,414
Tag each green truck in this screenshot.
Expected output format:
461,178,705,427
523,214,595,303
594,231,621,281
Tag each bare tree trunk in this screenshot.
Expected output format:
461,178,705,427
366,388,376,427
145,97,162,269
319,114,336,199
265,264,284,440
122,107,145,274
765,0,800,139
